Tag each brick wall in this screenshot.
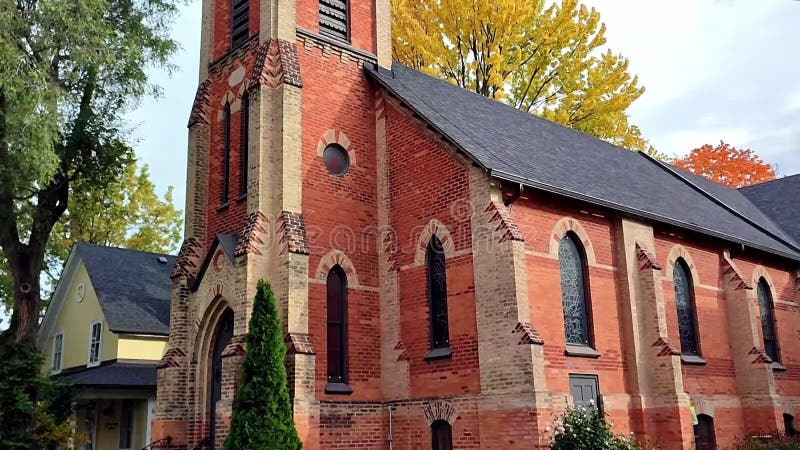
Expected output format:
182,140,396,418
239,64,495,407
212,0,261,60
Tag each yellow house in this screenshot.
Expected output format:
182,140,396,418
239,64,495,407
38,243,175,450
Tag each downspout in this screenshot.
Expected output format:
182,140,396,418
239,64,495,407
387,405,395,450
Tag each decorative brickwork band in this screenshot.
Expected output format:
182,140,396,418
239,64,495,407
636,244,662,271
512,321,544,345
315,250,360,286
423,401,458,425
652,336,680,357
278,211,309,255
414,219,454,266
285,332,315,355
248,40,303,90
235,211,270,256
748,346,774,364
722,255,753,290
485,202,524,243
187,79,212,127
393,340,409,361
221,335,246,358
157,347,187,369
382,232,399,274
170,238,204,280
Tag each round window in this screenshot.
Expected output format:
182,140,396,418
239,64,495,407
323,144,350,176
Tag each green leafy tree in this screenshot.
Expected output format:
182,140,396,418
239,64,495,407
392,0,655,153
43,162,183,284
0,0,180,445
225,280,302,450
0,0,180,346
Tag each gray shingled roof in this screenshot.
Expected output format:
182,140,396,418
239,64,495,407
365,63,800,261
55,361,157,388
76,243,175,335
741,175,800,245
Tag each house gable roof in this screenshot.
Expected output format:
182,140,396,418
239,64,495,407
740,174,800,245
75,243,176,336
365,63,800,261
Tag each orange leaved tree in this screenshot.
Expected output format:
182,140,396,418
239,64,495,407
673,141,776,188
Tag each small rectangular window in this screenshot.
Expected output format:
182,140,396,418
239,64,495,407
52,332,63,372
319,0,349,42
231,0,250,48
88,322,102,366
569,374,600,411
118,400,134,449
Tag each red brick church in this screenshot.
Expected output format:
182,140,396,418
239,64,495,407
151,0,800,448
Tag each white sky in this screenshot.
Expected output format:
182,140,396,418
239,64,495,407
128,0,800,213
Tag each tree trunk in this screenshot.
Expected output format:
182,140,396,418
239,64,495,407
7,253,42,345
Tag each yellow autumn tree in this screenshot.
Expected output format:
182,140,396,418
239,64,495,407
392,0,653,153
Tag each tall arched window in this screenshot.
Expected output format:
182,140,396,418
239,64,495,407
559,232,592,347
431,420,453,450
673,259,699,356
221,101,231,205
327,266,347,385
757,278,780,363
239,91,249,196
427,235,450,352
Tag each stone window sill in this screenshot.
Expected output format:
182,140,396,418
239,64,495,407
236,192,247,203
680,354,707,365
424,347,453,361
324,382,353,395
565,344,601,359
771,361,787,372
216,202,230,212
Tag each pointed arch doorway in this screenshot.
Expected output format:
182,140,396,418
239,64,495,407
208,308,234,449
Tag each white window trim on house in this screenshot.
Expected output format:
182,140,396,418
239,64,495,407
51,331,64,374
87,320,103,367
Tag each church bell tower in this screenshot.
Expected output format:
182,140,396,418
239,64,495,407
152,0,391,447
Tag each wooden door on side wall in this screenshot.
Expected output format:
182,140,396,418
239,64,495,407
209,309,234,449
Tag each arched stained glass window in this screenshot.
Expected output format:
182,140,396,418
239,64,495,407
757,278,780,363
673,259,699,355
431,420,453,450
427,235,450,350
327,265,347,384
559,233,591,346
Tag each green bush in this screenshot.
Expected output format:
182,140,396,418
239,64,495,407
549,404,643,450
0,337,82,449
224,280,302,450
731,433,800,450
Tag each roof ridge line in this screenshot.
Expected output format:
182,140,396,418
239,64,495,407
739,172,800,191
76,241,177,258
639,152,800,253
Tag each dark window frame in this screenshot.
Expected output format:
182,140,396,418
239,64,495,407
559,232,594,348
757,277,780,363
239,91,249,198
230,0,250,48
221,101,231,205
694,414,716,450
431,419,453,450
318,0,351,43
326,265,348,385
673,258,701,356
426,235,450,352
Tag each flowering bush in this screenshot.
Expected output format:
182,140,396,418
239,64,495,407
549,404,643,450
731,433,800,449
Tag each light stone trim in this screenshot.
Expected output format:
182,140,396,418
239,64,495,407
375,0,392,69
751,265,777,293
313,249,361,287
422,400,457,425
217,91,241,120
664,244,702,285
316,129,357,166
198,0,214,80
413,219,456,267
548,216,598,265
525,249,616,272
